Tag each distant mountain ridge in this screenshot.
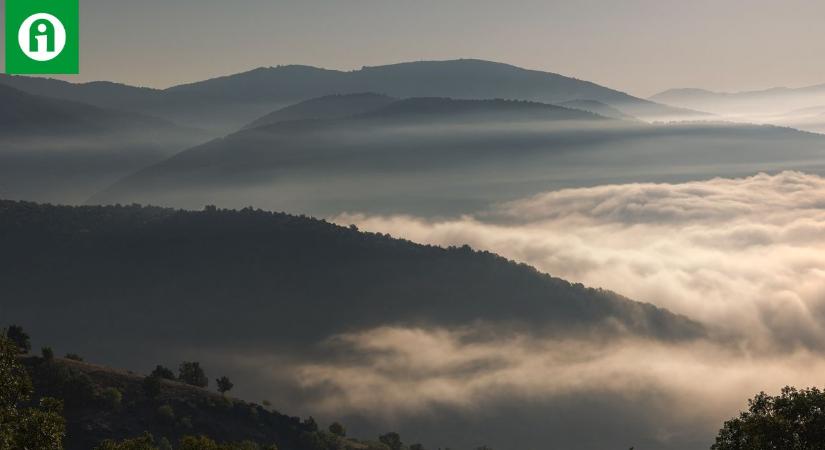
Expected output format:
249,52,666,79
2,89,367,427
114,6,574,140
559,99,637,120
245,94,611,131
650,83,825,133
0,84,206,204
650,84,825,114
0,83,174,136
93,93,825,217
356,97,607,122
244,93,399,129
0,59,705,131
652,83,825,102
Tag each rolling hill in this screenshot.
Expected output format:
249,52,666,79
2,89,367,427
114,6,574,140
168,59,702,121
243,93,399,129
0,199,701,349
0,83,176,136
651,84,825,113
94,95,825,217
559,99,637,120
650,84,825,133
1,60,704,132
0,84,206,204
22,355,358,450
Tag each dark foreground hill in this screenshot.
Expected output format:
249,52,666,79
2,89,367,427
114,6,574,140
20,354,386,450
0,200,701,351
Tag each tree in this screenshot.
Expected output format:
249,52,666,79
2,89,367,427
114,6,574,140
178,362,208,387
41,346,54,361
329,422,346,437
379,432,403,450
150,365,175,380
5,325,30,354
216,376,233,395
712,386,825,449
0,335,66,449
303,416,318,432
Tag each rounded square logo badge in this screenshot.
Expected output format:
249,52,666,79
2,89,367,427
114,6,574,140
5,0,79,74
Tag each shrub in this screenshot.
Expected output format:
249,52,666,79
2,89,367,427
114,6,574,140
64,353,83,361
156,404,175,425
41,346,54,361
95,432,158,450
100,387,123,410
329,422,346,437
178,435,217,450
143,375,162,399
379,432,403,450
178,362,208,387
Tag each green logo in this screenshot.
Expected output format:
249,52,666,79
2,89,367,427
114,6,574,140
5,0,79,74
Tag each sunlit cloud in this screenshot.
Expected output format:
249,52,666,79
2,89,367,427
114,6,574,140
335,171,825,352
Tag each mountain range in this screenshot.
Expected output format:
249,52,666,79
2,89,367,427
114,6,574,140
94,94,825,216
651,84,825,133
1,59,704,132
0,84,206,203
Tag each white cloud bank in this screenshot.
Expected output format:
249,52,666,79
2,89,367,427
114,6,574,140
336,171,825,353
270,171,825,448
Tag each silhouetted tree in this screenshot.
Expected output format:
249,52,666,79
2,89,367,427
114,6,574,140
712,386,825,449
41,346,54,361
216,376,233,395
150,365,175,380
379,432,403,450
178,362,207,387
303,416,318,432
329,422,346,437
5,324,30,354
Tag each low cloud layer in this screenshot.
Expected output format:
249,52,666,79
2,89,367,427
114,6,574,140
337,171,825,352
217,324,825,449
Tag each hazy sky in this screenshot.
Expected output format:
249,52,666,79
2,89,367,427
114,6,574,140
2,0,824,97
